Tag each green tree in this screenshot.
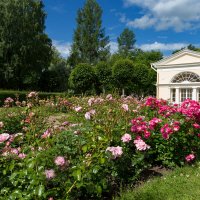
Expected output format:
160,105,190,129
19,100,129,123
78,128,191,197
0,0,52,89
39,48,70,92
133,64,156,97
117,28,136,55
172,44,200,54
112,59,135,95
94,62,112,94
68,0,110,67
69,63,96,94
133,50,163,65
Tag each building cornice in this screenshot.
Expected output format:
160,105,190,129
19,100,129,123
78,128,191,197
156,83,200,87
155,62,200,69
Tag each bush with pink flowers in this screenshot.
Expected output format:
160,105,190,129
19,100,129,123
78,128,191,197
0,93,200,199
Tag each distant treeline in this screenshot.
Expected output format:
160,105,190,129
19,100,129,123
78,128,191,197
0,0,197,96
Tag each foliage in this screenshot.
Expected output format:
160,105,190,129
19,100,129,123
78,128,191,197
132,49,163,65
117,28,136,55
0,91,200,199
173,44,200,54
112,59,135,95
69,63,96,94
133,64,156,97
0,0,52,90
94,62,113,93
39,48,71,92
68,0,110,67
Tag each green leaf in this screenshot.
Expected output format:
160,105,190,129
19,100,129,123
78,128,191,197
37,185,45,197
82,145,88,153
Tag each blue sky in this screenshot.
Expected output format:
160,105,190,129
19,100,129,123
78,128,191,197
43,0,200,57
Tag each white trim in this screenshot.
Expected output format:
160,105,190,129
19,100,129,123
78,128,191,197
157,66,200,71
152,48,200,67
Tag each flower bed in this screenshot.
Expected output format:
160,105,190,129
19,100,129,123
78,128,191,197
0,93,200,199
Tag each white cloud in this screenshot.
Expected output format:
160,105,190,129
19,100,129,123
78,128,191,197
127,15,157,29
123,0,200,31
139,42,188,51
52,40,71,58
109,41,118,54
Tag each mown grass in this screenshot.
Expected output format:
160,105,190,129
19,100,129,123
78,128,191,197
116,163,200,200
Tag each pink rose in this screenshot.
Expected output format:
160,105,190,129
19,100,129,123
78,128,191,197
173,125,180,132
0,133,10,143
185,154,195,162
89,109,96,115
54,156,65,166
106,94,112,100
0,122,4,129
85,112,91,120
41,129,51,139
134,138,150,151
88,98,95,106
74,106,82,112
122,104,129,111
193,123,200,129
106,146,123,158
18,153,26,159
45,169,56,179
10,148,19,155
121,133,132,143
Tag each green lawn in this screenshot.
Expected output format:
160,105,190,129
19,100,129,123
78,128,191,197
116,163,200,200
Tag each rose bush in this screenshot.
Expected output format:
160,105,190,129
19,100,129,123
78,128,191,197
0,93,200,199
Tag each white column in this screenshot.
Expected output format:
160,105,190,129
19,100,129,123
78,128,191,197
192,87,197,101
175,87,180,104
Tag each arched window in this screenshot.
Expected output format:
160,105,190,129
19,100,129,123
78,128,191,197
171,72,200,83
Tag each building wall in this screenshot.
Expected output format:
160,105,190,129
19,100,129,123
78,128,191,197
157,86,170,100
157,68,200,84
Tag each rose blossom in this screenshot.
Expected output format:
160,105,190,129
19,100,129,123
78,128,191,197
45,169,56,179
0,133,10,143
106,146,123,158
54,156,65,166
89,109,96,115
0,122,4,129
27,91,38,98
122,104,129,111
74,106,82,112
18,153,26,159
121,133,132,143
173,125,180,132
193,123,200,129
85,112,91,120
106,94,112,100
88,98,95,106
41,129,51,139
185,154,195,162
10,148,19,155
134,138,150,151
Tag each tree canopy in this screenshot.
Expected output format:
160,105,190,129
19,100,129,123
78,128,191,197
117,28,136,55
68,0,110,67
0,0,52,89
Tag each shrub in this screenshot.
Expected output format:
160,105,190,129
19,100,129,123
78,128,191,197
69,63,96,94
112,59,135,95
0,93,200,199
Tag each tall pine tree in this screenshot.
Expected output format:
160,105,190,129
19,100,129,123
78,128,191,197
117,28,136,55
0,0,52,89
68,0,110,67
